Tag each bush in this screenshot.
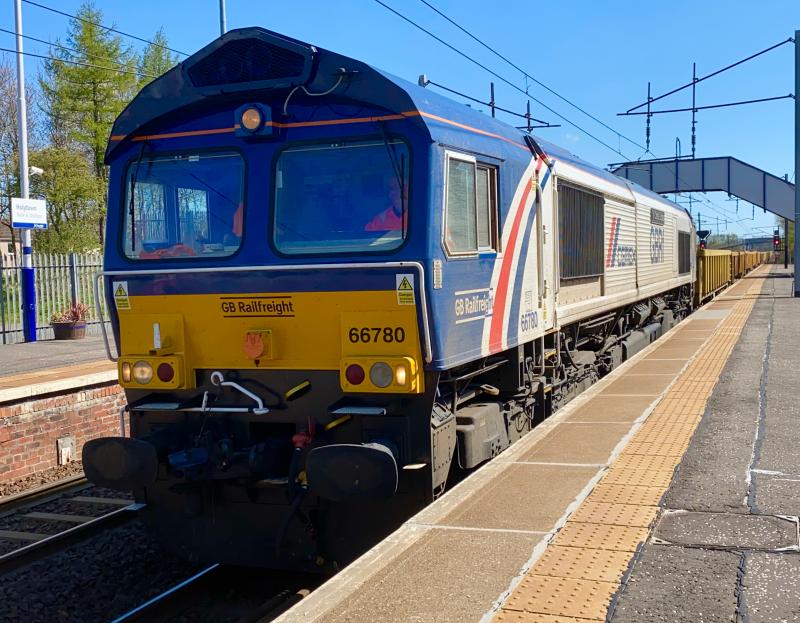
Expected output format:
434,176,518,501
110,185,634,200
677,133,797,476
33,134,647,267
51,302,90,323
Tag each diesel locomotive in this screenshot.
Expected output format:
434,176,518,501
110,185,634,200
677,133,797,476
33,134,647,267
84,27,697,571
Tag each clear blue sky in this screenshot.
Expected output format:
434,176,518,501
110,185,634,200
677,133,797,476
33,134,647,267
2,0,798,239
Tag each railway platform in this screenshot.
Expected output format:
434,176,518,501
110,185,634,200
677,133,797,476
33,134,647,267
0,337,120,485
276,264,799,623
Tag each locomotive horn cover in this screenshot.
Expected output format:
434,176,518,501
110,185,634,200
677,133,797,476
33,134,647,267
307,443,398,502
82,437,158,491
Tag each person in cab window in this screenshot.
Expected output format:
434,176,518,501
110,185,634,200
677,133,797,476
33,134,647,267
365,177,405,232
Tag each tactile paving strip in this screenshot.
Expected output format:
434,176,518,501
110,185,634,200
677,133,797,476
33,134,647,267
600,467,675,488
614,453,686,472
491,267,769,623
531,545,634,583
587,483,665,506
624,441,689,457
504,575,617,619
550,523,650,552
568,501,658,528
494,611,594,623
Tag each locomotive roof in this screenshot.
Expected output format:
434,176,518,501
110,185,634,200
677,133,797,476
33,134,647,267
106,26,687,220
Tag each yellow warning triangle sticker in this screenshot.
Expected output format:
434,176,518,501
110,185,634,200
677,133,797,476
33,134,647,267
398,276,413,291
115,285,127,296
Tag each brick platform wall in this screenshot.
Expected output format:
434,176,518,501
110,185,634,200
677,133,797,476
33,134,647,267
0,382,125,482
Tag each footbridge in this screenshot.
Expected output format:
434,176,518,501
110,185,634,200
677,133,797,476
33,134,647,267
611,156,794,222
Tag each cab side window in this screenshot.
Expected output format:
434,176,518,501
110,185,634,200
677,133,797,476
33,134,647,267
444,153,499,255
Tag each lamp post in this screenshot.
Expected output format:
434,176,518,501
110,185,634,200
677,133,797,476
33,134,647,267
14,0,35,342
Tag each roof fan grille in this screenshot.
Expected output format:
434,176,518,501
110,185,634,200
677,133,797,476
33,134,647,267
188,38,307,88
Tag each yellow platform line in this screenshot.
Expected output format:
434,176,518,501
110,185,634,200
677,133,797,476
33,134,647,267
492,267,769,622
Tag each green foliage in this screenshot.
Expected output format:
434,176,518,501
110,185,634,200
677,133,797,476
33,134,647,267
138,28,179,86
29,147,104,252
39,1,138,180
26,2,178,253
706,233,741,249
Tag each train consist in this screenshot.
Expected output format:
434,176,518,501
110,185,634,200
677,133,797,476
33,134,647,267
83,27,763,571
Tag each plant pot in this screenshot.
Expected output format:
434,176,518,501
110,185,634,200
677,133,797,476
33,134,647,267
52,321,87,340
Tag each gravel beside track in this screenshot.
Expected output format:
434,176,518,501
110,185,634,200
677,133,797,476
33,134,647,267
0,461,86,498
0,520,203,623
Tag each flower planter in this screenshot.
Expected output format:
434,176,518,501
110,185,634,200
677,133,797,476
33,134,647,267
52,321,87,340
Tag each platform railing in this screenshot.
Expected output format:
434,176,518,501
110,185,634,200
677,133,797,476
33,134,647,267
0,251,110,344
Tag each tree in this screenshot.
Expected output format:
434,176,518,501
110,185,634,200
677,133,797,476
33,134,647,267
38,1,139,242
138,28,178,87
707,233,741,249
28,147,104,252
0,56,43,250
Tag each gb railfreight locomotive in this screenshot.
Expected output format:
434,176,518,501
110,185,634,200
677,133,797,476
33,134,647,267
84,27,697,571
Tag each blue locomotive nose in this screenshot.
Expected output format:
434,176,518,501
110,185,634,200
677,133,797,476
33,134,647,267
82,437,159,491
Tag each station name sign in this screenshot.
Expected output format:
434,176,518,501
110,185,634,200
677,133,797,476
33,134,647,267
11,198,47,229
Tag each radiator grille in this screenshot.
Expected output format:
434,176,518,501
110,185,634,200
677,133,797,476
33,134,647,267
678,231,691,274
188,38,307,88
559,184,604,280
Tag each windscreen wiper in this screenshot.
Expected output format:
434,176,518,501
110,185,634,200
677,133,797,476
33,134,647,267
128,142,148,252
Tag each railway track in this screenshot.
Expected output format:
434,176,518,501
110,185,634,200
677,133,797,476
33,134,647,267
110,563,314,623
0,472,140,574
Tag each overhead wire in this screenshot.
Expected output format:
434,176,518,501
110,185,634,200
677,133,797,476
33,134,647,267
371,0,630,160
417,0,649,154
0,46,153,78
377,0,753,231
0,27,156,77
21,0,188,57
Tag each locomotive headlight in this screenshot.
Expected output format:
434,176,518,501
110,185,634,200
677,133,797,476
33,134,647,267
394,364,407,386
369,362,393,388
240,106,262,132
121,361,132,383
132,360,153,385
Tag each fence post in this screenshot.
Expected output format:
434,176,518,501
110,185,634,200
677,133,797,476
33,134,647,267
69,252,79,306
0,253,6,345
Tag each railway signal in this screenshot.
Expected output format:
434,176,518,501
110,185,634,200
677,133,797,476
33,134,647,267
773,230,781,250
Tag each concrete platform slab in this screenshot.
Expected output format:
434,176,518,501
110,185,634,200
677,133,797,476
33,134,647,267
322,528,540,623
439,463,597,532
751,476,800,517
599,374,674,397
741,553,800,623
563,395,655,423
643,344,702,359
609,545,740,623
520,423,631,464
654,511,798,550
682,319,725,330
624,359,687,375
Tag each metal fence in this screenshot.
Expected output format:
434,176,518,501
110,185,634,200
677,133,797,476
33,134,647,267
0,251,109,344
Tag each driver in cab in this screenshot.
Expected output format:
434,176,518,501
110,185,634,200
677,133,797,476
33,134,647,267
365,177,405,233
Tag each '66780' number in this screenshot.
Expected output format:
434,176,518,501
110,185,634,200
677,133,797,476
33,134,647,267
348,327,406,344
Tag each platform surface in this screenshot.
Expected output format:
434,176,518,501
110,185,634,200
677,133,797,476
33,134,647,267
277,264,799,623
0,336,114,402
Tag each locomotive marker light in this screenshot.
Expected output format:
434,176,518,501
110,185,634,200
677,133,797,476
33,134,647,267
235,103,274,137
121,362,132,383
